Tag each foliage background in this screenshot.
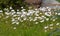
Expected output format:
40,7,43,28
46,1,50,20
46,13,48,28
0,0,27,10
56,0,60,2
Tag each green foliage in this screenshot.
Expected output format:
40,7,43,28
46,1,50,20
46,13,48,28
0,0,28,10
56,0,60,2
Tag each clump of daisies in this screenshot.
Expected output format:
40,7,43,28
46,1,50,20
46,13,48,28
0,6,60,30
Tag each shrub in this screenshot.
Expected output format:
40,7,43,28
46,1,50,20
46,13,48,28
0,0,28,10
56,0,60,2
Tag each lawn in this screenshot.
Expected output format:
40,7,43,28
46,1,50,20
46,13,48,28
0,7,60,36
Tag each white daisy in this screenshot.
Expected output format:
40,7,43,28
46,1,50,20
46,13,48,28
12,22,16,24
40,13,42,15
35,8,38,11
35,22,39,24
37,17,43,20
44,26,48,29
45,12,52,16
17,17,20,20
58,13,60,15
39,7,46,11
46,18,49,21
13,14,17,17
21,7,23,9
49,24,53,26
33,18,37,21
55,12,58,15
56,23,60,25
13,27,16,29
22,12,27,15
27,13,31,16
29,19,33,21
21,9,25,12
52,19,56,21
5,12,11,15
35,13,39,16
17,9,19,12
23,17,27,20
11,9,15,12
40,20,44,23
11,12,16,15
21,14,25,17
16,22,19,25
41,15,46,18
10,7,12,9
17,12,21,15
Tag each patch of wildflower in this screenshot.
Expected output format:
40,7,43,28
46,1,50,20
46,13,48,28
0,6,60,30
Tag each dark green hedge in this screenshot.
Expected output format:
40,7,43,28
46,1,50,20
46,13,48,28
0,0,28,10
